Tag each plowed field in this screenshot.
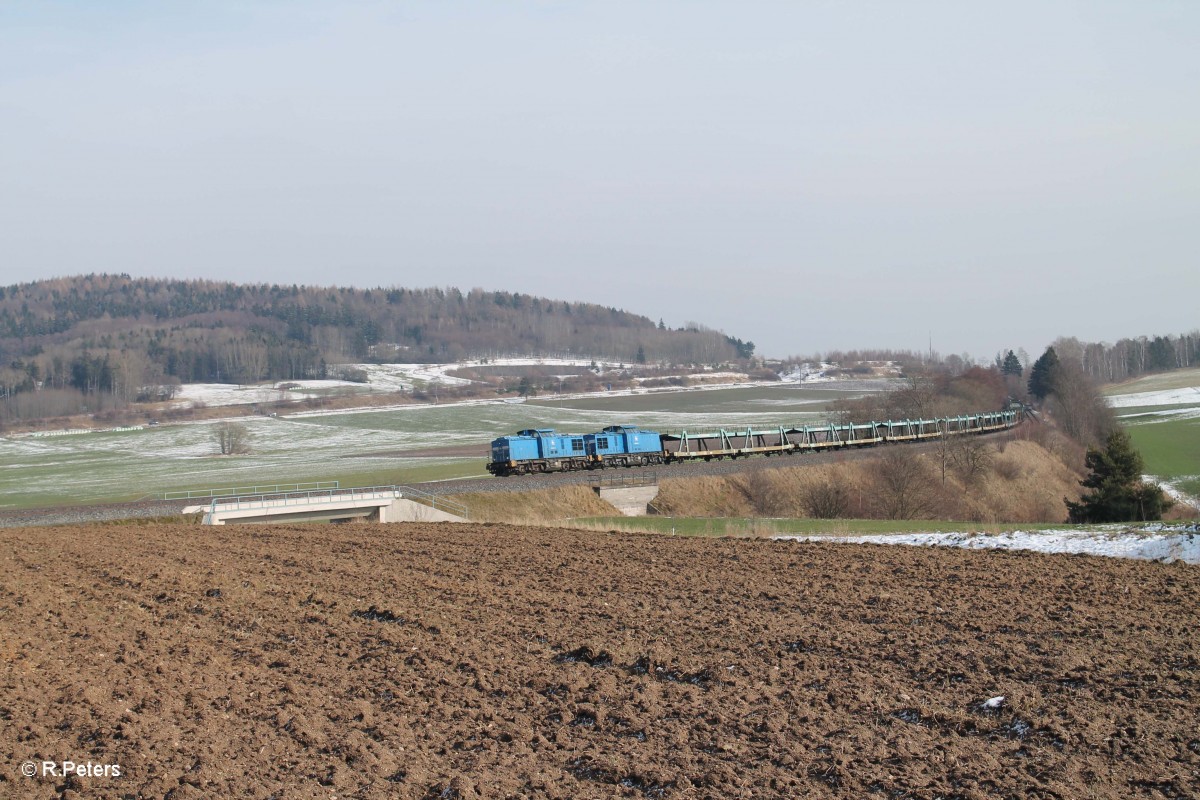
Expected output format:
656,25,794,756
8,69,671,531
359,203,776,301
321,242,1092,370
2,523,1197,799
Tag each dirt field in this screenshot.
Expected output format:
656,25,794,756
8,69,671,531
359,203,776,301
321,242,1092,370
1,523,1197,799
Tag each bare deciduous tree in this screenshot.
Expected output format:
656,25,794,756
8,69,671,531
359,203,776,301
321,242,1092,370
1046,359,1115,446
872,448,935,520
215,422,252,455
950,436,994,485
894,373,938,419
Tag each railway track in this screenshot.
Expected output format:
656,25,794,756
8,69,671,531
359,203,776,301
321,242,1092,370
0,427,1023,528
382,429,1023,497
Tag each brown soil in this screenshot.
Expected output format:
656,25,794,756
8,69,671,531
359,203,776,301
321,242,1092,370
1,523,1197,799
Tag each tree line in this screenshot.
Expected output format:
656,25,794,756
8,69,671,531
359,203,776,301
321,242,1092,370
1046,331,1199,384
0,274,752,424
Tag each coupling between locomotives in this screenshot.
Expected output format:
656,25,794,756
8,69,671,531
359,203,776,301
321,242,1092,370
486,410,1020,477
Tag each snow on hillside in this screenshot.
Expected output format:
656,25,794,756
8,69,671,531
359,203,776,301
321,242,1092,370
173,381,368,408
165,356,904,411
170,358,635,408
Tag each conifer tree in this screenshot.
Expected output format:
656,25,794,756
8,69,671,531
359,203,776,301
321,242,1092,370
1027,347,1060,400
1065,430,1172,522
1001,350,1023,377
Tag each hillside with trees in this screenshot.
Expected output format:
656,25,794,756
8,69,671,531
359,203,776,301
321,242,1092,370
0,274,753,423
1049,332,1200,383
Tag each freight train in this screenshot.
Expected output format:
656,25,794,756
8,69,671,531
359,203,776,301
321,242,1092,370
486,409,1020,476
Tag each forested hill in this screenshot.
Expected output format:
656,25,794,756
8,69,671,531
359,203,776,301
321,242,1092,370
0,274,752,394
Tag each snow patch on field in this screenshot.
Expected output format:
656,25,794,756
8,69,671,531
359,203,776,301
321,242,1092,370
1118,407,1200,423
409,357,627,386
1107,387,1200,408
175,381,367,408
778,526,1200,564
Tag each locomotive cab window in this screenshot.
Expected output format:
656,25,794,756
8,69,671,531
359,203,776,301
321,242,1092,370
571,439,584,452
596,437,609,449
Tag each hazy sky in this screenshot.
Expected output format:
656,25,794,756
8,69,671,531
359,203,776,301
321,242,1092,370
2,2,1196,360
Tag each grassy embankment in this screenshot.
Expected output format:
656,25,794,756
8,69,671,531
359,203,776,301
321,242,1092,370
452,432,1087,529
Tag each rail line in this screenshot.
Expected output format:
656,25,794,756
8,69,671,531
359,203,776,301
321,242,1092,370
488,408,1022,476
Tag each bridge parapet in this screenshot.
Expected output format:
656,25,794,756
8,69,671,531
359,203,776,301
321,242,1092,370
179,483,470,525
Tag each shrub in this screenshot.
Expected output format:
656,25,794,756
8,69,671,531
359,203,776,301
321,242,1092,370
215,422,252,455
802,481,851,518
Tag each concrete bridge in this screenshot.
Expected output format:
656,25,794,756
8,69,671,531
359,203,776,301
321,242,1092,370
182,485,468,525
590,473,660,516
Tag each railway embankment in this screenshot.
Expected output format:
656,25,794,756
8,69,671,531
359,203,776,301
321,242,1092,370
446,427,1088,526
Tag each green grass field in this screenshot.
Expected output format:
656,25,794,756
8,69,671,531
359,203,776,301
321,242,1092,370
1123,417,1200,496
1111,368,1200,499
0,415,489,510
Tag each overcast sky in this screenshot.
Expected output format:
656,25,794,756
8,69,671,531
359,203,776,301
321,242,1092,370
2,1,1196,360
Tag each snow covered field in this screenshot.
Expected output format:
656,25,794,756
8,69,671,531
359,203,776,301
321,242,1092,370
1107,386,1200,409
779,526,1200,564
0,385,847,508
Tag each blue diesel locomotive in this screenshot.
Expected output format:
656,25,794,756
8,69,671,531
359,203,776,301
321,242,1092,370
485,409,1020,477
487,425,663,475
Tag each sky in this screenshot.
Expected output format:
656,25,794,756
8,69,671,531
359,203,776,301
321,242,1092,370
2,1,1197,361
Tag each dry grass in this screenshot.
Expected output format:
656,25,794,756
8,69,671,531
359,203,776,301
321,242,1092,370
651,438,1084,524
447,432,1088,527
970,440,1083,523
448,485,621,524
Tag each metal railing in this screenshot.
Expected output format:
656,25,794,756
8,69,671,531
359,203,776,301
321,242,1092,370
172,481,469,521
395,485,470,519
161,481,340,501
588,472,658,489
208,485,399,512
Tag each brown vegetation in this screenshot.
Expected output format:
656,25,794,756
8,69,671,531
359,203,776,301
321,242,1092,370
649,435,1083,524
451,485,622,523
832,366,1009,423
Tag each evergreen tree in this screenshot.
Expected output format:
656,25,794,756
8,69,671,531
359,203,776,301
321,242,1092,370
1001,350,1023,377
1065,430,1172,522
1027,346,1060,400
